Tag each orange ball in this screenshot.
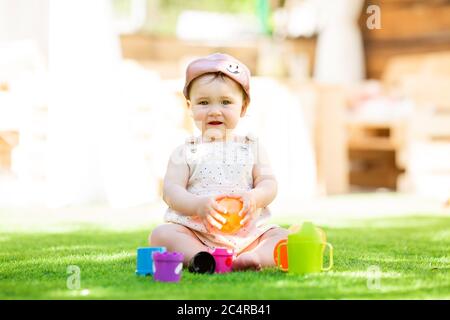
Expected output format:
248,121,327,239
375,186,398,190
216,197,244,234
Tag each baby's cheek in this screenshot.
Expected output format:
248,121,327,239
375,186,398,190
193,115,207,124
225,112,240,127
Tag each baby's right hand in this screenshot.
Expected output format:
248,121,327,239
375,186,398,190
196,196,227,232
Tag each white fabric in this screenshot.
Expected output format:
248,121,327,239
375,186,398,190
164,135,277,253
314,0,365,85
46,0,156,208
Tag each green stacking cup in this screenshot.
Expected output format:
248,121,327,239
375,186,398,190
276,221,333,274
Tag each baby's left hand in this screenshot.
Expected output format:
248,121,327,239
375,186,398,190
225,192,257,227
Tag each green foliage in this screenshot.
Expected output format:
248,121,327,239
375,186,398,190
157,0,256,14
112,0,258,35
111,0,133,17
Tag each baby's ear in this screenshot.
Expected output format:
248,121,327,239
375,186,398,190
186,100,194,116
186,100,195,119
240,99,249,117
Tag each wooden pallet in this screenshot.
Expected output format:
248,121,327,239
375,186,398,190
399,73,450,197
0,131,19,171
345,116,407,190
313,84,349,194
347,119,406,151
349,149,403,190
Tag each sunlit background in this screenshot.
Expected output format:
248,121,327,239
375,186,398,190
1,0,449,228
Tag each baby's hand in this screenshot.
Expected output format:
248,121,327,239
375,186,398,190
224,192,257,227
196,196,228,232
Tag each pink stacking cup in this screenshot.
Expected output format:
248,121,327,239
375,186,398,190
210,248,234,273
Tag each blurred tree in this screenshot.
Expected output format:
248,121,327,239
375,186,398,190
112,0,259,36
256,0,272,35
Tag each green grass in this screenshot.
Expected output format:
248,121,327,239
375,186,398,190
0,215,449,299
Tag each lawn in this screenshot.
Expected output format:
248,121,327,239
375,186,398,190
0,204,449,299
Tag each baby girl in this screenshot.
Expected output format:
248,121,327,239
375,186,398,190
149,53,289,270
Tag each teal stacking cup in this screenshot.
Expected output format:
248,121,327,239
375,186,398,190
136,247,166,276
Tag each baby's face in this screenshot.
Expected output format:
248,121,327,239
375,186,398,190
187,74,246,140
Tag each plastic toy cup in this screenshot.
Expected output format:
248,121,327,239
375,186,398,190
273,236,325,271
210,248,234,273
136,247,166,276
188,251,216,274
152,251,184,282
274,222,333,275
273,239,288,270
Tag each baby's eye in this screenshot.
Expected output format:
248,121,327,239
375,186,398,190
222,100,231,106
198,101,208,105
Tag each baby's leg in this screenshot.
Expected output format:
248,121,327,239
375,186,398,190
234,227,289,270
149,223,209,266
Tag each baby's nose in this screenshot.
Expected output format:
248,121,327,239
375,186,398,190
207,105,222,115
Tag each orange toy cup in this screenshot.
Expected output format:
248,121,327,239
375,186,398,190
216,197,244,234
274,239,288,271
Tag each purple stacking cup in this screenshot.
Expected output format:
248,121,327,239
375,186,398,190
210,248,234,273
152,251,184,282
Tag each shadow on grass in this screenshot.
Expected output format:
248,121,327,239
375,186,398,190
0,216,449,299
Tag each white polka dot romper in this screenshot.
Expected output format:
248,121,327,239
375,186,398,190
164,134,278,254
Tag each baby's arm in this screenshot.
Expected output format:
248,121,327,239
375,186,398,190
162,144,200,217
162,144,227,229
250,143,277,209
231,142,277,224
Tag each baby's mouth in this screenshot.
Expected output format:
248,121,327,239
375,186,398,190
207,121,223,126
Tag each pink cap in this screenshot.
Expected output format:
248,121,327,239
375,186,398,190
183,53,251,104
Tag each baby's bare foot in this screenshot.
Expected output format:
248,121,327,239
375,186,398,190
233,252,262,271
